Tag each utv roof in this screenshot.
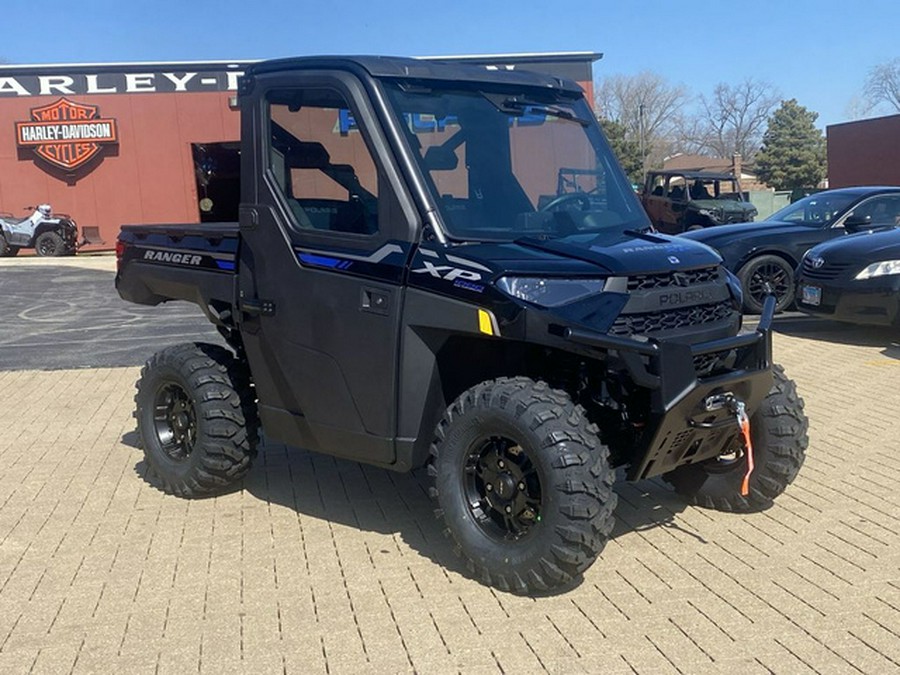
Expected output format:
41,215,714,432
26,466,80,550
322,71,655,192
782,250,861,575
649,170,738,180
245,55,585,94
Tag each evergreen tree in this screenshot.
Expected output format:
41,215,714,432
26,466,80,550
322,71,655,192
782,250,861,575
599,117,644,186
755,99,826,191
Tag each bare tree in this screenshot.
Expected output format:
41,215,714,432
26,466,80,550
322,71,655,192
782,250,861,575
678,79,779,161
596,72,688,167
864,58,900,113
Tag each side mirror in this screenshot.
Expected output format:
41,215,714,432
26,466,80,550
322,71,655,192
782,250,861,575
422,146,459,171
843,214,871,233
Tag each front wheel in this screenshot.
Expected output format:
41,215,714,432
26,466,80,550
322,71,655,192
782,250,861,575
664,364,808,512
34,231,66,257
738,254,795,314
135,343,259,497
429,377,617,594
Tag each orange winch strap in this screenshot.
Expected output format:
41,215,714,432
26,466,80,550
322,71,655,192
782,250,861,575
738,405,754,497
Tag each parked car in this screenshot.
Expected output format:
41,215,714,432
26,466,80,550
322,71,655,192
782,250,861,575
796,224,900,326
681,187,900,313
641,170,757,234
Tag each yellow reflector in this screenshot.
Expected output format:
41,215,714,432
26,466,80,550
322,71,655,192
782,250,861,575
478,309,494,336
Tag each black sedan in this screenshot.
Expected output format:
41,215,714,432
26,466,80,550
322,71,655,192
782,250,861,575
680,187,900,313
796,226,900,326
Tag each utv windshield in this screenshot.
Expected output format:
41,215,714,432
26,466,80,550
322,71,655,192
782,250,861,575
384,82,651,241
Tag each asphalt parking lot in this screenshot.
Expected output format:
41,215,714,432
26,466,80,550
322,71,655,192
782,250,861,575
1,255,899,673
0,257,220,371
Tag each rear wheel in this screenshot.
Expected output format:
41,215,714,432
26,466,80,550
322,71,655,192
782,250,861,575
135,343,259,497
0,234,9,257
664,364,808,511
429,377,616,594
738,254,794,314
35,231,66,257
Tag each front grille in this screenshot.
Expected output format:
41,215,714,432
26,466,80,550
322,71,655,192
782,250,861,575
802,257,853,281
627,266,720,291
610,300,734,336
693,348,738,377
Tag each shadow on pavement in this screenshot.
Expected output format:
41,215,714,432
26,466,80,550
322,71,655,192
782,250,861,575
128,435,698,593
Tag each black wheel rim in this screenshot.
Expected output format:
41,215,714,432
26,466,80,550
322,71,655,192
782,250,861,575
463,435,542,541
38,237,57,256
152,382,197,461
748,262,790,307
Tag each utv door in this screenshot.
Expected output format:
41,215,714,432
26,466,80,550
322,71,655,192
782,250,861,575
641,174,667,228
237,72,418,465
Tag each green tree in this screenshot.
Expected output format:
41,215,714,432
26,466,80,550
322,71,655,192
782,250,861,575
599,117,644,185
755,99,826,191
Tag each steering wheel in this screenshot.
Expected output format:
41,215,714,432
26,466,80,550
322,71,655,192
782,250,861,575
539,192,593,212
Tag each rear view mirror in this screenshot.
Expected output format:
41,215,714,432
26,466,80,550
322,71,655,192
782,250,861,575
422,146,459,171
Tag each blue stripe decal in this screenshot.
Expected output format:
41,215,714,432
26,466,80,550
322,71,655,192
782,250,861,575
216,260,236,270
298,252,354,270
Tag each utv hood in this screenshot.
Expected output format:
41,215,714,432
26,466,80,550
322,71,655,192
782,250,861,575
454,228,723,277
689,199,757,215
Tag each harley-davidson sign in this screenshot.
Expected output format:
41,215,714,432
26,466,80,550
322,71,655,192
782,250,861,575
16,97,118,171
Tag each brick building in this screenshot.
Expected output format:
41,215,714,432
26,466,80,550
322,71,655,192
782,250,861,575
827,113,900,188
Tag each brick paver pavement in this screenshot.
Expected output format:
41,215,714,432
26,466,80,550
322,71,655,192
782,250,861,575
1,330,899,673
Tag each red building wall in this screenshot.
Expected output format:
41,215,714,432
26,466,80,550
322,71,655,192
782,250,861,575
0,54,599,250
827,114,900,188
0,91,238,248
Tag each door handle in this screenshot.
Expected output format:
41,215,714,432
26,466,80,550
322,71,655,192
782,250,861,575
361,287,390,315
240,298,275,316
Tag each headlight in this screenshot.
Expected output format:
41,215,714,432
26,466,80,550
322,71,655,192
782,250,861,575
495,276,606,307
698,208,722,221
855,260,900,279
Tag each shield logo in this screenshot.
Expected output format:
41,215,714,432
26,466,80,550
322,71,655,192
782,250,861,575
16,98,118,172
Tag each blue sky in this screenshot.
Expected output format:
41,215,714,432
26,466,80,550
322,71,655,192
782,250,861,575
2,0,898,129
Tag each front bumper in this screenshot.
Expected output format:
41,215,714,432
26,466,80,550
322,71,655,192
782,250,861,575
563,296,776,480
796,274,900,326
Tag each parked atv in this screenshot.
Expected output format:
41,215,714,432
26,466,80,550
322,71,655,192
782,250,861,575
0,204,80,257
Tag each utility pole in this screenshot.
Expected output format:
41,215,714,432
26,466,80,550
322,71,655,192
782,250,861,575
638,102,646,172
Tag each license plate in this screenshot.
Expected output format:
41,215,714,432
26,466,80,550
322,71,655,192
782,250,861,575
801,285,821,306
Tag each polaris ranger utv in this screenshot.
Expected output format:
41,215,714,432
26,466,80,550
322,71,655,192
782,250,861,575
116,56,808,594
